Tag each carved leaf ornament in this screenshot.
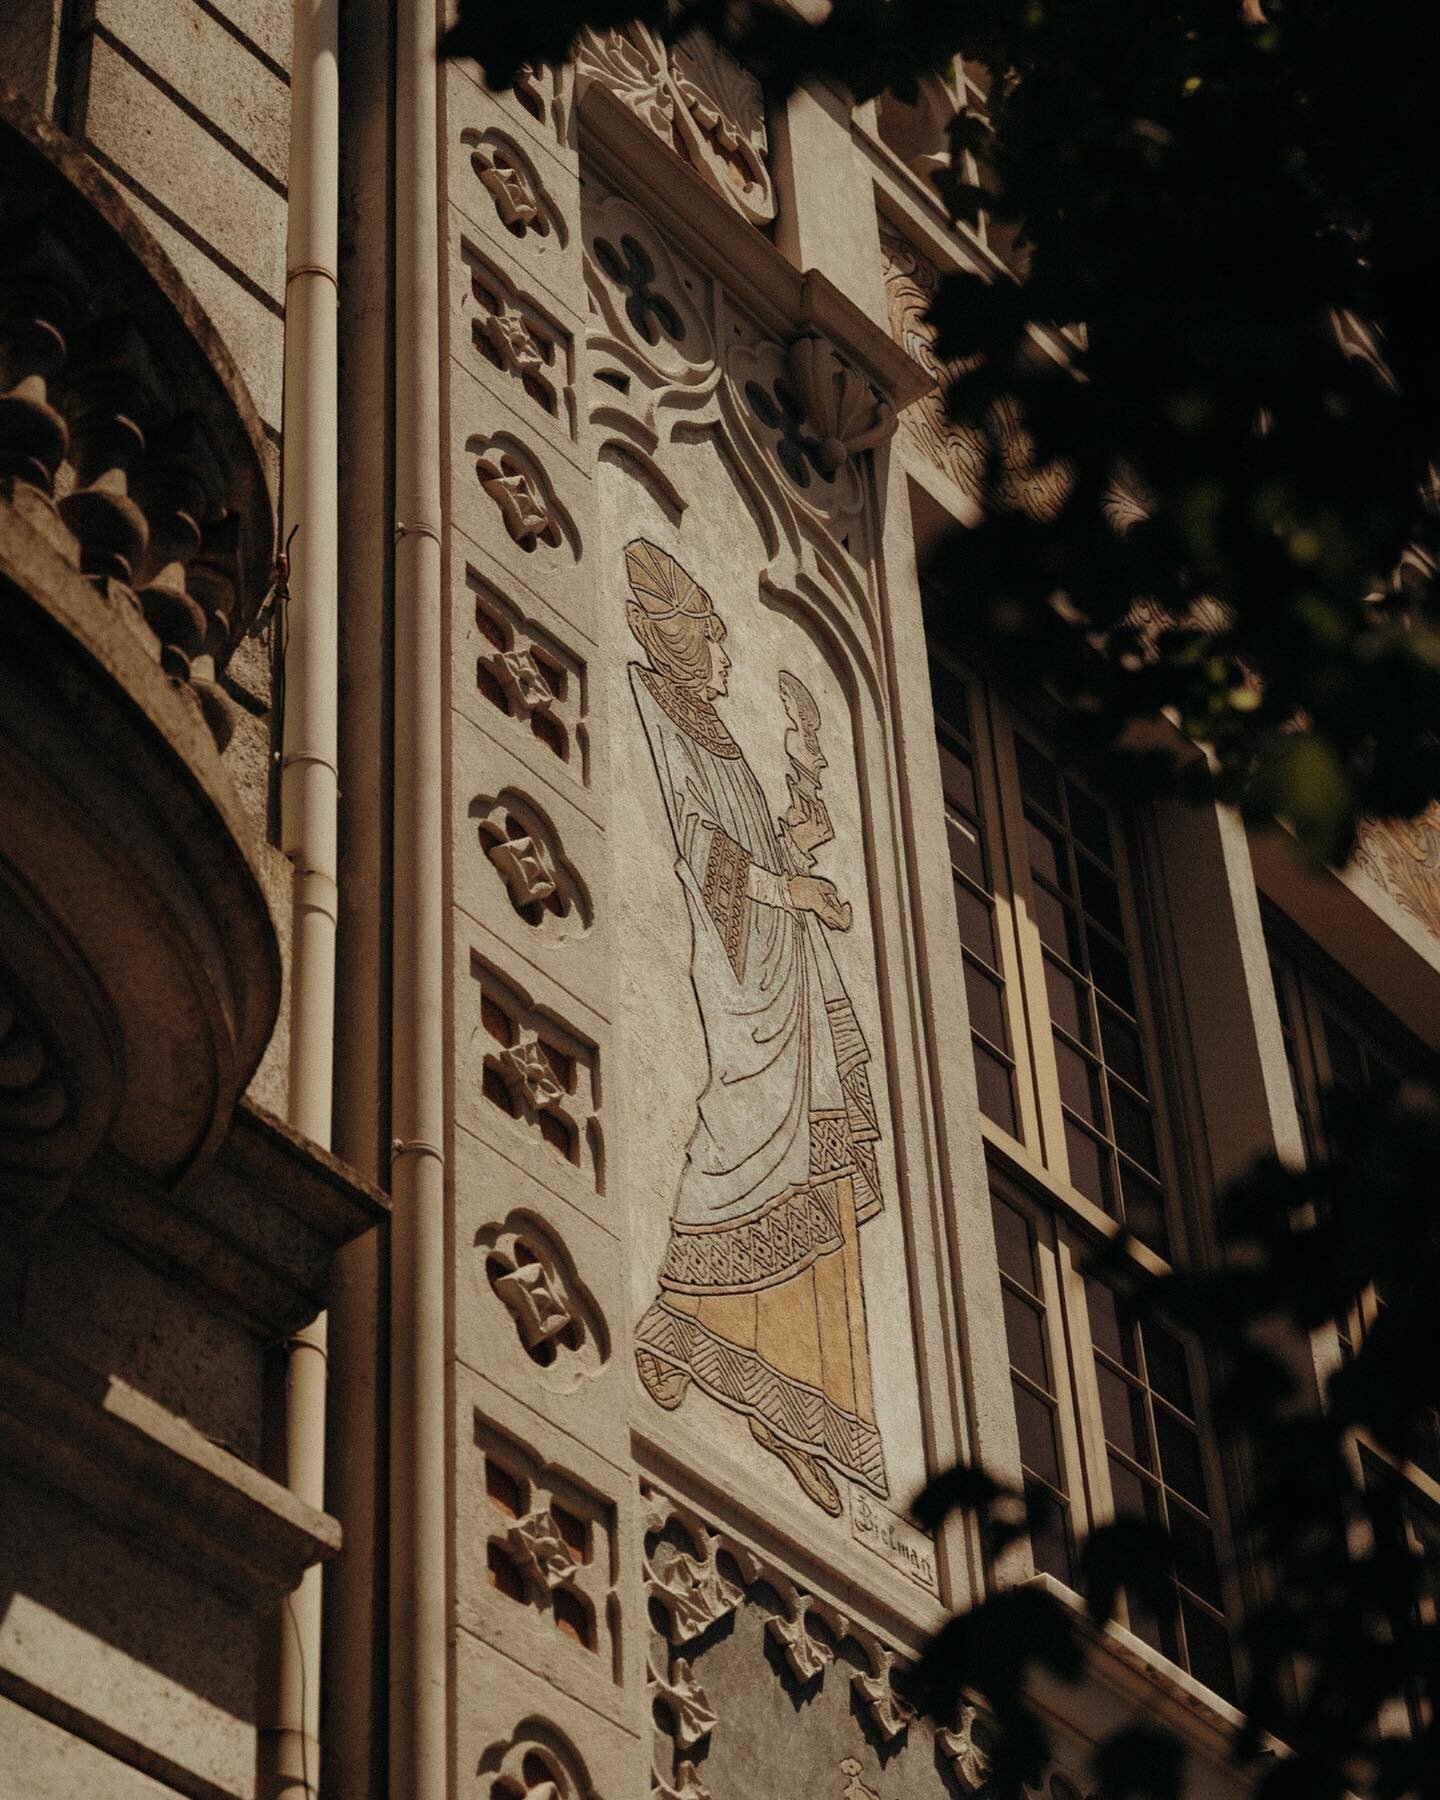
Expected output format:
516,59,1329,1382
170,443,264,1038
577,27,776,227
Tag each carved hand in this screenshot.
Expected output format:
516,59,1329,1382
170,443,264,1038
789,874,852,932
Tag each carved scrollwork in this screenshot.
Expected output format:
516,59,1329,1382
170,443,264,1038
879,224,1068,519
850,1637,916,1743
1354,806,1440,946
765,1576,838,1683
783,335,896,476
476,1210,608,1384
471,790,592,937
577,24,673,138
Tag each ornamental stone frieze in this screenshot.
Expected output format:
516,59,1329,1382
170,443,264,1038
577,25,776,227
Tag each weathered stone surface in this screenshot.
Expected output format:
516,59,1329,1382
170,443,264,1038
91,0,290,185
81,35,286,301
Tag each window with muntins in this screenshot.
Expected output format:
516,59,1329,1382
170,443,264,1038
930,660,1239,1699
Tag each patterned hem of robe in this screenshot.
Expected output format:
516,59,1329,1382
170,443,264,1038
660,1111,883,1295
636,1298,889,1497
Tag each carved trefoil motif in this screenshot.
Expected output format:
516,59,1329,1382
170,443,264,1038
464,128,564,243
476,1720,600,1800
468,433,579,556
471,790,592,936
476,1208,608,1384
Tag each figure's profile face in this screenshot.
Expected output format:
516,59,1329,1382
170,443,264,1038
703,630,731,699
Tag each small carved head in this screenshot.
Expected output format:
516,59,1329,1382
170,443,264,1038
623,538,727,696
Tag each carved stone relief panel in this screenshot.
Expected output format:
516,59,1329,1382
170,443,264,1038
608,508,930,1532
1354,806,1440,947
464,241,576,435
644,1485,931,1800
878,223,1067,521
472,790,592,938
576,26,776,228
470,570,590,779
472,955,603,1191
464,127,567,246
642,1485,1113,1800
475,1416,619,1670
476,1210,608,1387
467,432,580,557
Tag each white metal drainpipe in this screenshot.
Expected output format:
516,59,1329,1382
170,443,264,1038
391,0,448,1793
270,0,339,1791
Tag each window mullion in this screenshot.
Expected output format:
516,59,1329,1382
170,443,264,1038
985,694,1072,1178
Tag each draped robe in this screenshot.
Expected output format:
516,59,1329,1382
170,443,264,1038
631,661,889,1497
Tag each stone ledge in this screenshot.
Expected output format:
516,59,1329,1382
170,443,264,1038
0,1330,341,1606
75,1098,390,1342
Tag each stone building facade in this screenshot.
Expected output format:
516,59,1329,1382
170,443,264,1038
2,8,1440,1800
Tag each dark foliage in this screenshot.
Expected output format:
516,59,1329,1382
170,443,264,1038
444,0,1440,865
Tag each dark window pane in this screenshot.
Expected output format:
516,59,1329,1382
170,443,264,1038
1034,884,1084,964
1155,1407,1209,1509
991,1195,1036,1289
1054,1033,1103,1126
1066,782,1113,863
1132,1591,1184,1664
1045,954,1092,1044
1026,812,1070,891
1100,1004,1147,1091
1078,857,1124,940
1180,1596,1236,1700
1322,1010,1366,1093
1014,734,1062,815
1120,1166,1171,1259
1097,1365,1152,1466
972,1040,1019,1135
1086,930,1136,1013
1026,1482,1074,1584
1014,1383,1064,1487
1142,1322,1194,1415
1110,1080,1159,1172
1170,1503,1223,1607
1107,1454,1162,1526
1064,1117,1115,1212
1002,1288,1051,1387
1087,1278,1140,1372
930,662,972,740
937,740,979,813
964,958,1010,1050
947,808,987,888
953,878,999,964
